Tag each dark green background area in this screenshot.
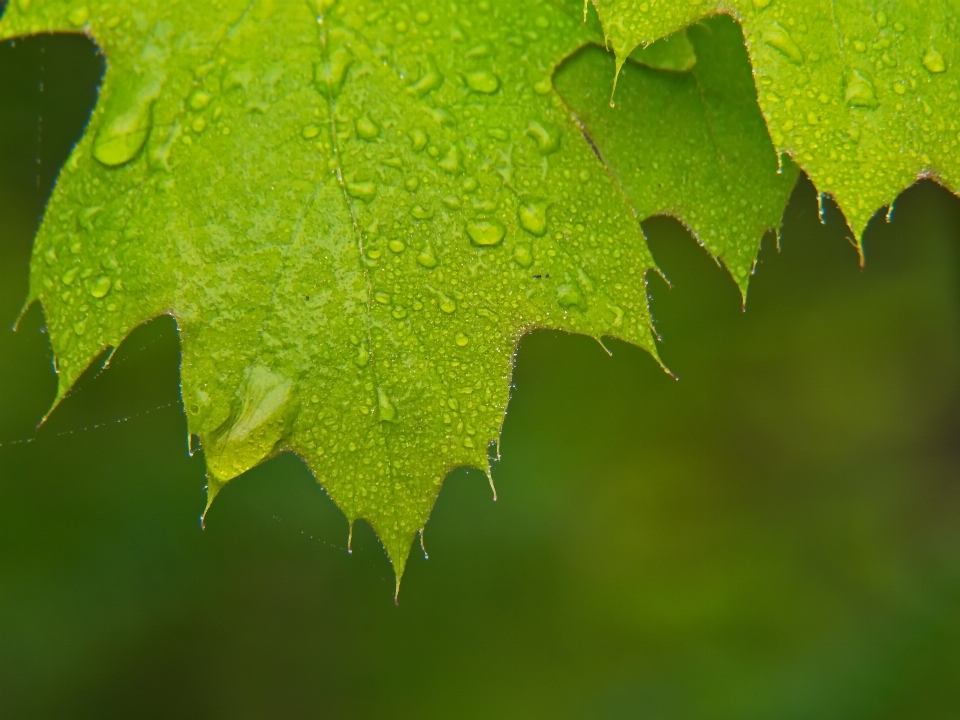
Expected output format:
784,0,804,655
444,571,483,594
2,33,960,720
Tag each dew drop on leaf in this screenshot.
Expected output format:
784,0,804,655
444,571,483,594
762,22,803,64
467,220,506,246
923,46,946,74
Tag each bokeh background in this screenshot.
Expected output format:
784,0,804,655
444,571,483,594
2,30,960,720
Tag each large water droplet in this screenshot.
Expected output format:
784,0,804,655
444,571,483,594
556,283,584,310
845,69,878,108
518,202,547,236
89,275,112,299
417,245,438,268
923,46,946,74
316,48,353,98
407,56,444,96
93,85,161,167
525,121,560,154
346,181,377,202
467,220,506,247
514,242,533,267
762,22,803,64
465,70,501,94
357,116,380,140
438,145,461,173
439,295,457,313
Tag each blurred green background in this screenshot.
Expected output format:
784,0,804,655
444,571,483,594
2,31,960,720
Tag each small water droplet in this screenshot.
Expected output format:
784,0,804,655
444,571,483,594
192,117,207,133
467,220,506,247
375,291,390,304
392,306,407,319
518,202,547,236
404,177,419,192
465,70,501,94
43,246,58,265
923,46,946,74
439,295,456,313
302,124,320,139
463,176,478,192
89,275,112,299
415,11,431,24
388,239,405,253
412,205,434,219
68,6,89,26
752,0,771,8
762,22,803,64
73,319,88,335
455,333,469,347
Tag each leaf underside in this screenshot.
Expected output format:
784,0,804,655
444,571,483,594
3,0,956,583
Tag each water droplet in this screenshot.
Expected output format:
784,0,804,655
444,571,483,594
415,11,431,24
923,46,946,74
89,275,112,299
316,48,353,98
556,283,584,310
762,22,803,64
355,345,370,367
518,202,547,236
438,145,461,173
514,242,533,267
392,306,407,319
525,121,560,154
455,333,469,347
346,181,377,202
845,69,878,108
302,124,320,139
357,116,380,140
412,205,434,219
407,56,444,96
404,177,419,192
439,295,457,313
752,0,771,8
43,246,58,265
375,291,390,304
465,70,501,94
61,267,79,285
68,6,89,26
463,176,478,192
577,268,595,293
189,91,211,111
192,117,207,133
93,84,161,167
467,220,506,247
417,245,438,268
410,128,428,151
463,437,475,448
388,239,405,253
73,319,87,335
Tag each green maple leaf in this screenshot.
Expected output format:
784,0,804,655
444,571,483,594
0,0,796,584
554,15,798,292
589,0,960,242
